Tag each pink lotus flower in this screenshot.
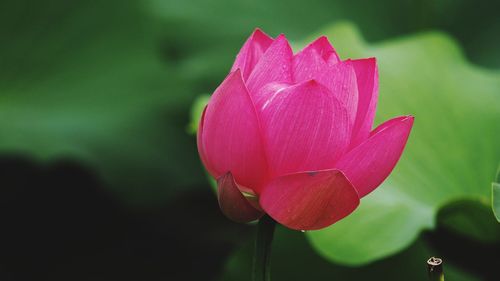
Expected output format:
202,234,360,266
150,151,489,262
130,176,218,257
197,29,414,230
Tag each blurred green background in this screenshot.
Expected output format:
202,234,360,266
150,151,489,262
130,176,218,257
1,0,499,280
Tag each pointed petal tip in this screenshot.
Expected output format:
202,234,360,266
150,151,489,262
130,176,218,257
338,115,415,197
370,115,414,137
390,115,414,123
311,35,331,47
361,57,376,62
274,34,292,49
351,57,377,66
402,115,415,125
216,69,245,92
403,115,415,128
226,68,245,83
232,67,242,76
251,28,273,40
274,33,291,44
297,35,337,62
352,54,377,68
252,27,264,34
231,28,274,80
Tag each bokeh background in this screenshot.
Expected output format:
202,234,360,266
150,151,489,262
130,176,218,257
1,0,499,280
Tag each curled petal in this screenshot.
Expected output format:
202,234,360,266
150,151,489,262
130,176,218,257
260,169,360,230
231,28,274,81
336,116,414,197
350,58,379,147
246,34,293,95
217,173,263,223
201,70,269,191
257,80,351,177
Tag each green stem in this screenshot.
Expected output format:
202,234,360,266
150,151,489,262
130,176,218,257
427,257,445,281
252,215,276,281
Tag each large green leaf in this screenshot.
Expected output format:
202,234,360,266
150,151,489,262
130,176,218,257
304,23,500,265
0,0,206,205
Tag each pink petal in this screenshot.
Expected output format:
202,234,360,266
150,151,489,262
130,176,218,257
217,173,263,223
231,28,274,81
201,70,269,191
252,82,291,110
246,34,293,95
257,80,352,177
335,116,414,197
293,44,358,124
350,58,379,147
293,36,340,82
315,61,359,123
260,169,359,230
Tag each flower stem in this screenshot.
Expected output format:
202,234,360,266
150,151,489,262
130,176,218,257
427,257,445,281
252,215,276,281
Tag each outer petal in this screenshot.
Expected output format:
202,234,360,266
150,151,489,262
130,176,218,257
217,173,263,223
293,36,340,82
335,116,414,197
260,169,359,230
231,28,274,81
257,80,351,177
201,70,269,191
350,58,379,147
246,34,293,95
